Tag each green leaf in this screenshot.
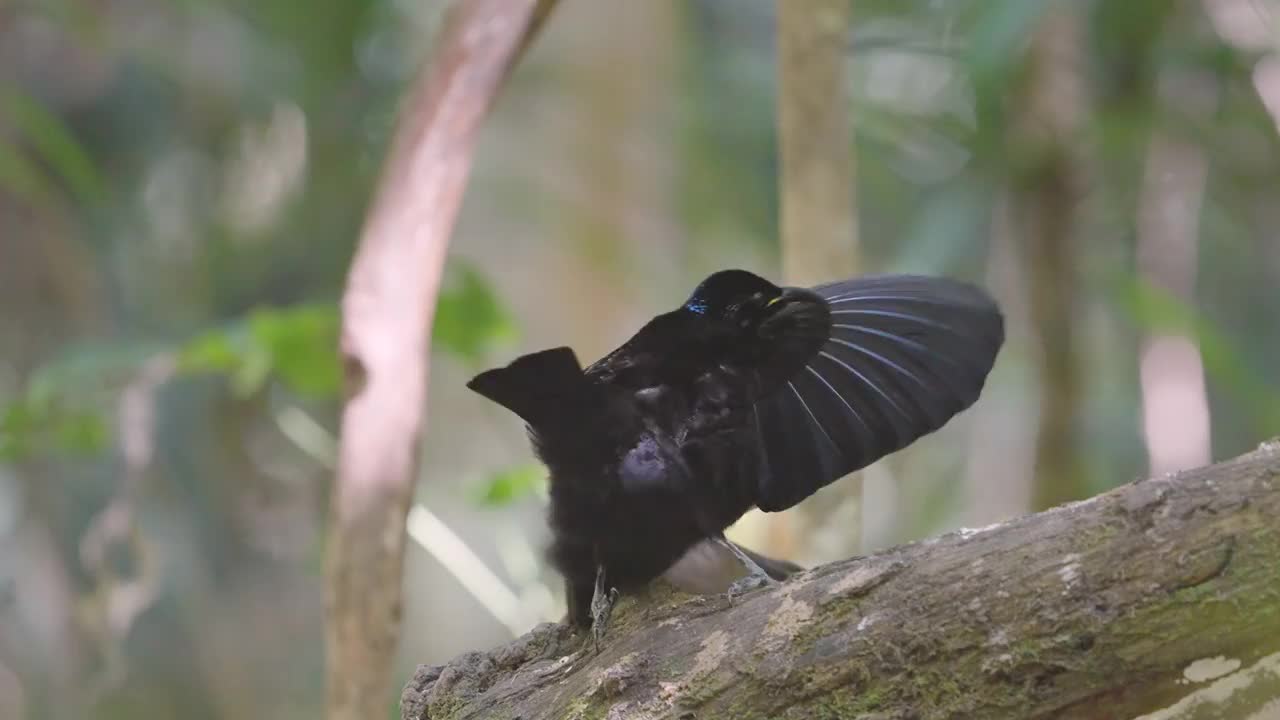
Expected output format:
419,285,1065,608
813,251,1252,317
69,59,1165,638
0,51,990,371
171,268,511,399
54,411,109,454
472,463,546,507
178,329,246,374
0,397,109,461
433,265,518,364
1,84,104,203
965,0,1054,86
247,305,342,397
230,345,274,398
178,305,343,398
1122,280,1189,335
0,435,29,462
1,400,40,435
0,141,52,206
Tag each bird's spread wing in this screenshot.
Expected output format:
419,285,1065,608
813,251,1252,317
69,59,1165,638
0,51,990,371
752,275,1004,512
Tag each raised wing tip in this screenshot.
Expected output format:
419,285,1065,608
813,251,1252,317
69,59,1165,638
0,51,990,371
817,273,1000,309
753,274,1005,512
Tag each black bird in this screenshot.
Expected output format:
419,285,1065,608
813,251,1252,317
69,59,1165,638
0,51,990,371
466,269,1003,641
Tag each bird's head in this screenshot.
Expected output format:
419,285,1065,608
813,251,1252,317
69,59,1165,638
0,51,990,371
681,269,831,389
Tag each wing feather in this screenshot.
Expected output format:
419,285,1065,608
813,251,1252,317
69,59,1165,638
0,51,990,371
753,275,1003,512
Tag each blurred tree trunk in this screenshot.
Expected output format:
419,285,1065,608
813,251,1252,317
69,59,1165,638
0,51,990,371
324,3,556,719
1087,0,1175,489
777,1,857,285
554,0,680,359
1011,8,1089,511
0,200,103,719
0,659,22,719
1135,68,1215,476
963,192,1036,527
769,0,860,561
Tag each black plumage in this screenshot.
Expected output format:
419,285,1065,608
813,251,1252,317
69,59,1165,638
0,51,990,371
466,269,1003,631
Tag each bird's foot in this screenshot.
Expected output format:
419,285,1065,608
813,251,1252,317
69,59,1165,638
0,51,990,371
726,567,775,603
718,537,778,603
589,565,620,654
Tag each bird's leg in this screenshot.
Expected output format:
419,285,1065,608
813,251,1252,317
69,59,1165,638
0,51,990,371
719,537,777,602
589,565,619,653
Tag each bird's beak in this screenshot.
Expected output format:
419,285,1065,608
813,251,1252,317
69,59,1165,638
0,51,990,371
766,288,805,311
758,287,829,341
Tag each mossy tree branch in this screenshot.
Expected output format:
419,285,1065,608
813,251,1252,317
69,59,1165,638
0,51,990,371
403,440,1280,719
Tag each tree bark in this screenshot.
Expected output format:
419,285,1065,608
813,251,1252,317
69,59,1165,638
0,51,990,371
401,439,1280,720
324,2,557,719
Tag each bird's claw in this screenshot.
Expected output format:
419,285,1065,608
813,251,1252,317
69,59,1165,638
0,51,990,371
589,566,619,654
726,569,775,603
717,536,778,603
590,588,619,653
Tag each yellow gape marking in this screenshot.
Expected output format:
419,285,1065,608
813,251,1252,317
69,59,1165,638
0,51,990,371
766,296,782,308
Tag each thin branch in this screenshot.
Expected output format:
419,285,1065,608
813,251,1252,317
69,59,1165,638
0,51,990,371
276,407,538,637
324,2,558,719
405,505,531,637
80,354,174,704
1012,8,1090,510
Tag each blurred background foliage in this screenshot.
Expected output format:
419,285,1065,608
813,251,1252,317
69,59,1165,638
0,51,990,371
2,0,1279,717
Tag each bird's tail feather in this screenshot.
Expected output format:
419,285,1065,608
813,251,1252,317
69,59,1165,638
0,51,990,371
466,347,591,433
